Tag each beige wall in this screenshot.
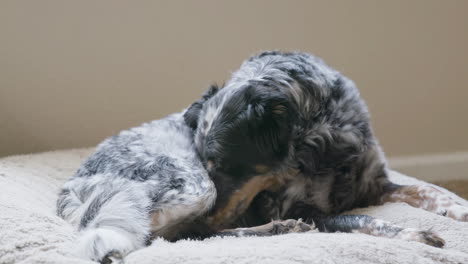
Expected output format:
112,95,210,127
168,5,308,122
1,0,468,158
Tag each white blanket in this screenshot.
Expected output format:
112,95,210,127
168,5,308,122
1,149,467,264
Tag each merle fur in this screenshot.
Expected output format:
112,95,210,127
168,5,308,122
186,51,392,222
57,113,223,262
57,51,446,263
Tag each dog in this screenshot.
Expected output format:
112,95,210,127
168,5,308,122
57,111,312,263
58,51,468,263
184,50,468,247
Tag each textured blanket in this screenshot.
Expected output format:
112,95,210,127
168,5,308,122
0,149,467,264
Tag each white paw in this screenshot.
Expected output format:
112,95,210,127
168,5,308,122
445,204,468,221
100,251,124,264
75,228,141,263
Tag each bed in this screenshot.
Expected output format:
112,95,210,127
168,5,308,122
1,149,467,264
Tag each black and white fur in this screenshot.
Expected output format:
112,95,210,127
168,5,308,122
57,110,312,263
58,51,468,262
185,50,390,216
185,51,468,247
57,113,218,261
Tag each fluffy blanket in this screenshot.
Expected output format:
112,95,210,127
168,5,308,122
1,149,467,264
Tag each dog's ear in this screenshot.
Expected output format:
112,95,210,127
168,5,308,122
247,89,291,154
249,89,290,124
184,84,220,130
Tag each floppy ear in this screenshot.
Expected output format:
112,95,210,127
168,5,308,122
184,84,220,130
248,91,291,154
266,97,289,121
250,91,290,124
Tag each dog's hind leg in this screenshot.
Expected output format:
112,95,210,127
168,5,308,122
315,214,444,247
381,183,468,222
58,174,160,264
216,219,314,237
60,186,151,264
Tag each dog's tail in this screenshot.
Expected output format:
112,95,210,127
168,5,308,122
57,177,151,262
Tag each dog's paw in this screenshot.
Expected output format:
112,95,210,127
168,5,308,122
395,228,445,248
413,185,468,222
271,219,314,234
100,250,124,264
75,228,138,264
444,204,468,222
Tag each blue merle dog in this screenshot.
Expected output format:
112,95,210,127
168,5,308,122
184,51,468,246
58,51,468,263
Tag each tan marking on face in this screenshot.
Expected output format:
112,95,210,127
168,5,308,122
208,175,280,228
254,164,270,174
208,169,298,229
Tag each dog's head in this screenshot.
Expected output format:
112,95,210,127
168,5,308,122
184,81,294,177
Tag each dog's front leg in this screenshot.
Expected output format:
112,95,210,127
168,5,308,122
381,184,468,221
216,219,314,237
316,215,445,248
284,202,444,247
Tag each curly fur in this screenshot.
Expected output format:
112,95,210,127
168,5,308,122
58,51,468,262
186,51,390,217
185,51,468,247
